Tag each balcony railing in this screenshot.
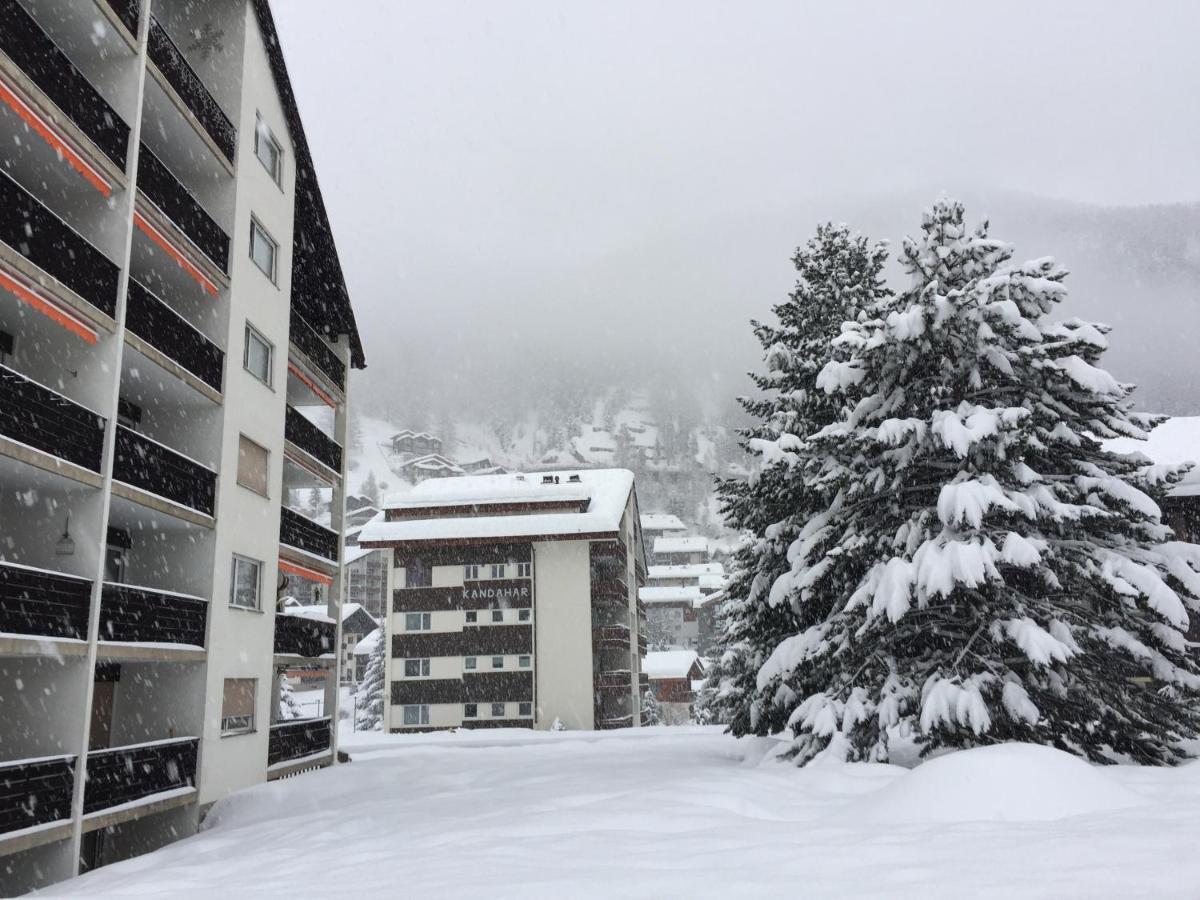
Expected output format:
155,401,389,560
0,363,106,472
100,582,208,647
268,717,332,767
593,624,632,649
83,737,197,815
595,670,632,689
0,169,120,318
285,405,343,473
0,755,75,835
126,280,224,392
289,314,346,390
0,561,91,640
1,0,130,168
113,426,216,516
136,144,229,273
102,0,141,36
274,611,336,658
279,507,339,562
147,17,235,162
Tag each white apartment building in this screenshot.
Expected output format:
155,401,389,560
0,0,362,891
358,470,649,732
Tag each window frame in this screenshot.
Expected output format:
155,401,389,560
491,656,503,670
519,655,531,668
243,322,274,387
490,702,505,718
465,610,477,624
404,612,431,632
402,704,430,726
249,218,279,283
518,609,531,622
404,658,430,677
229,555,262,611
254,113,283,185
518,702,532,718
463,703,477,718
464,564,480,581
491,609,503,624
464,656,476,670
517,562,531,578
220,677,257,735
490,563,505,579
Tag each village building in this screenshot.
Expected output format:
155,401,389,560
644,650,706,725
0,0,362,889
640,585,704,650
639,513,689,541
390,430,443,457
652,535,710,566
359,469,650,732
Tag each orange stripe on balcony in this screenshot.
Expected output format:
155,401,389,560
0,268,97,344
278,559,334,586
133,211,218,297
287,360,336,408
0,77,113,197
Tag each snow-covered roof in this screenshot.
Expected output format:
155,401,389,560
1104,416,1200,497
643,650,702,680
699,573,727,591
647,563,724,581
640,513,687,533
639,585,703,605
355,627,382,655
392,430,441,442
284,603,374,626
344,545,375,565
360,469,635,544
398,454,462,472
654,536,709,555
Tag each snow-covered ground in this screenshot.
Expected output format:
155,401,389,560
50,728,1200,898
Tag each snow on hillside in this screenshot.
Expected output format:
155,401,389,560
51,728,1200,898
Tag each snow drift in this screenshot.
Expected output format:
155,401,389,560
844,743,1150,824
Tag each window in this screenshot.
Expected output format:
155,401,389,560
254,114,283,184
249,219,277,282
517,562,531,578
402,705,430,726
519,655,531,668
490,564,505,579
405,612,431,631
518,609,531,622
221,678,256,734
404,658,430,677
230,555,261,610
464,656,476,670
491,703,505,718
519,702,532,717
491,609,503,624
464,703,477,718
464,564,480,580
237,435,269,496
244,324,273,386
465,611,477,624
491,656,503,669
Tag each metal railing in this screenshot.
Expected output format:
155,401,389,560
83,738,198,814
113,426,216,516
100,582,208,647
274,611,336,657
0,362,106,471
126,280,224,392
147,17,235,161
0,560,91,640
0,755,75,835
289,314,346,390
284,405,343,473
136,144,229,273
268,717,332,767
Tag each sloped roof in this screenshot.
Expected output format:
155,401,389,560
654,536,710,555
251,0,363,368
644,650,703,680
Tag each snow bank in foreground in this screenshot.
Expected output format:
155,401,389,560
846,742,1149,824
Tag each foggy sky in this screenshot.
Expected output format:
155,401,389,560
271,2,1200,415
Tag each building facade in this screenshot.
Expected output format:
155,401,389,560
359,470,651,732
0,0,362,891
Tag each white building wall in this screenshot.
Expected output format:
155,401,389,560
198,3,299,806
532,539,594,730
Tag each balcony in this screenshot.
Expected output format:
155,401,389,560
280,507,339,563
99,582,208,648
0,169,120,318
0,0,130,169
290,314,346,391
136,144,229,273
595,670,632,690
102,0,141,36
0,561,91,641
126,280,224,393
268,717,332,768
597,714,634,730
593,625,632,648
147,17,235,163
285,405,343,473
274,610,336,658
83,737,198,815
113,425,216,517
0,755,75,836
1,363,107,473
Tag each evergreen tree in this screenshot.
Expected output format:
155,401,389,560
361,471,381,507
355,628,386,732
710,223,892,735
641,689,662,726
751,200,1200,765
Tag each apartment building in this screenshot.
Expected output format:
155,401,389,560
0,0,362,891
358,470,650,732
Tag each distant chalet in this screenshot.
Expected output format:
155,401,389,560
358,469,651,731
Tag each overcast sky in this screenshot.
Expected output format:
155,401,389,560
271,1,1200,412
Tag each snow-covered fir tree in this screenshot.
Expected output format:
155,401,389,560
355,628,386,731
746,199,1200,766
641,689,662,726
709,223,892,734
